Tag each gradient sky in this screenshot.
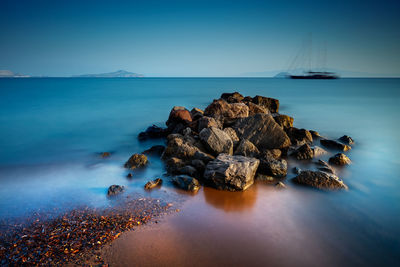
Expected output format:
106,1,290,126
0,0,399,77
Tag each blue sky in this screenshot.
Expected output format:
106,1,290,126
0,0,399,77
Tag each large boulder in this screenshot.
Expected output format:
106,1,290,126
204,99,249,123
320,139,351,151
199,127,233,156
246,102,269,116
166,106,192,128
329,153,351,165
258,155,287,177
220,92,244,103
233,113,291,150
291,143,313,160
165,157,186,173
124,154,148,169
223,127,240,146
251,95,279,113
234,139,260,157
293,170,348,190
198,116,221,132
172,175,201,193
204,154,260,191
273,114,294,129
162,135,200,160
285,127,313,146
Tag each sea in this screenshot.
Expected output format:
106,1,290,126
0,77,399,266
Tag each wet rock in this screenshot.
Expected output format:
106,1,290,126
315,160,335,174
144,178,163,190
138,125,168,140
142,145,165,157
320,139,351,151
190,108,204,120
199,127,233,156
178,165,197,176
258,155,287,177
291,143,314,160
220,92,244,103
275,181,287,189
234,139,260,157
312,146,328,157
286,127,313,146
107,185,125,196
246,102,269,116
162,135,200,160
166,106,192,127
233,113,291,150
316,159,330,167
99,152,111,158
124,154,148,169
198,116,221,132
251,95,280,113
310,130,322,138
293,170,348,190
292,167,301,175
165,157,186,173
329,153,351,165
274,114,294,129
339,135,355,145
223,127,240,146
193,151,215,163
126,173,133,178
172,175,201,193
204,154,260,191
204,99,249,123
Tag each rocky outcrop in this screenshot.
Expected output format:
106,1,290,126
251,95,279,113
144,178,162,190
286,127,313,146
124,154,148,169
138,125,168,140
234,139,260,157
190,108,204,120
142,145,165,157
310,130,322,138
199,127,233,156
220,92,244,103
258,155,287,177
233,113,291,150
204,99,249,124
329,153,351,165
165,157,186,173
198,116,221,132
274,114,294,129
172,175,201,193
204,154,260,191
107,185,125,196
246,102,269,116
339,135,355,145
291,143,313,160
293,170,348,190
162,134,200,160
320,139,351,151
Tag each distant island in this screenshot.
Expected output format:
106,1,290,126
72,70,143,78
0,70,30,78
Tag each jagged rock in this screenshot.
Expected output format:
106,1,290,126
275,182,287,189
204,154,260,191
190,108,204,120
199,127,233,156
339,135,355,145
274,114,294,129
124,154,148,169
233,113,291,150
107,185,125,196
291,143,314,160
172,175,201,193
310,130,322,138
144,178,163,190
162,135,200,160
258,155,287,178
320,139,351,151
329,153,351,165
286,127,313,146
178,165,197,176
166,106,192,126
251,95,280,113
193,151,215,163
234,139,260,157
223,127,240,146
312,146,328,157
220,92,244,103
138,125,168,140
198,116,221,132
246,102,269,116
293,170,348,190
142,145,165,157
204,99,249,123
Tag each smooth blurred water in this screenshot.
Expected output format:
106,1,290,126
0,78,399,265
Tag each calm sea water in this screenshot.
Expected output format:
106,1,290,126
0,78,399,266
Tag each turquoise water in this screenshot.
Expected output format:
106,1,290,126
0,78,399,265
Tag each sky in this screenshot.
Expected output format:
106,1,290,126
0,0,399,77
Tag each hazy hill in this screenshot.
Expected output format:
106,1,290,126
0,70,30,77
72,70,143,78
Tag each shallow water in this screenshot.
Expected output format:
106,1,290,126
0,78,399,265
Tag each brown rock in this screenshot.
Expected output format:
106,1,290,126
286,127,313,146
251,95,280,113
166,106,192,127
234,139,260,157
274,114,294,129
220,92,244,103
291,143,314,160
144,178,163,190
199,127,233,156
329,153,351,165
204,99,249,123
198,116,221,132
320,139,351,151
124,154,148,169
293,170,348,190
246,102,269,116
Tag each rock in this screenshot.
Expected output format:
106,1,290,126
274,114,294,129
339,135,355,145
107,185,125,196
318,166,335,174
198,116,221,132
199,127,233,156
286,127,313,146
142,145,165,157
193,151,215,163
223,127,240,146
191,159,206,173
204,99,249,123
126,173,133,178
234,139,260,157
100,152,111,158
312,146,328,157
204,154,260,191
315,159,330,168
124,154,148,169
310,130,322,138
275,182,286,189
172,175,201,193
178,165,197,176
246,102,269,116
320,139,351,151
329,153,351,165
138,125,168,140
264,149,282,159
251,95,280,113
233,113,291,150
256,174,277,184
293,167,301,174
291,143,314,160
162,135,200,160
165,157,186,173
144,178,163,190
190,108,204,120
293,170,348,190
258,155,287,177
220,92,244,103
166,106,192,127
182,127,192,136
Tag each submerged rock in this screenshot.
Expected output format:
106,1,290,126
275,181,287,189
293,167,302,175
144,178,163,190
138,125,168,140
291,143,314,160
124,154,148,169
310,130,322,138
286,127,313,146
234,139,260,157
99,152,111,158
107,185,125,196
142,145,165,157
329,153,352,165
251,95,279,113
204,154,260,191
273,114,294,129
320,139,351,151
339,135,355,145
293,171,348,190
172,175,201,193
199,127,233,156
233,113,291,150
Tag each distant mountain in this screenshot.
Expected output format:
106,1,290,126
0,70,30,78
72,70,143,78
